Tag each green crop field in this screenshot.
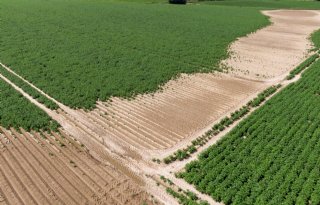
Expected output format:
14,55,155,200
0,78,59,131
0,0,269,109
179,32,320,205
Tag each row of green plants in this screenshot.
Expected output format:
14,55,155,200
179,58,320,204
162,84,281,164
0,65,58,109
166,188,209,205
159,176,209,205
0,0,269,109
0,79,59,131
286,53,319,80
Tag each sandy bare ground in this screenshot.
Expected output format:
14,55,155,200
222,10,320,80
0,127,153,205
1,9,320,205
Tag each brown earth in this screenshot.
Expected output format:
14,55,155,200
0,127,154,205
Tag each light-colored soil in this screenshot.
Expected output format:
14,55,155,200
0,127,153,205
90,73,265,151
1,9,320,205
222,10,320,80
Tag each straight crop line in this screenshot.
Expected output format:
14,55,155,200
0,71,54,117
0,62,63,108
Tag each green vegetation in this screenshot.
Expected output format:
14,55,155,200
0,0,269,109
0,65,58,109
0,78,59,131
163,85,280,164
166,188,209,205
286,54,319,80
159,175,209,205
179,53,320,204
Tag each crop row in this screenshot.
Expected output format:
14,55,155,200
0,78,59,131
286,53,318,80
179,57,320,204
158,176,209,205
0,65,58,109
162,85,281,164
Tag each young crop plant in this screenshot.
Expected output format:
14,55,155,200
159,175,209,205
286,53,319,80
179,58,320,205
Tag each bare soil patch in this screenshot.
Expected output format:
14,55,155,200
88,73,265,152
222,10,320,80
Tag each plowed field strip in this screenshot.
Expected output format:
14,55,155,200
22,130,93,204
0,187,8,205
40,131,135,205
98,102,183,140
86,108,173,147
91,108,178,145
4,129,81,205
49,132,115,182
0,134,52,205
40,132,126,205
0,168,23,205
81,109,165,149
101,101,183,139
0,147,37,205
2,132,76,205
